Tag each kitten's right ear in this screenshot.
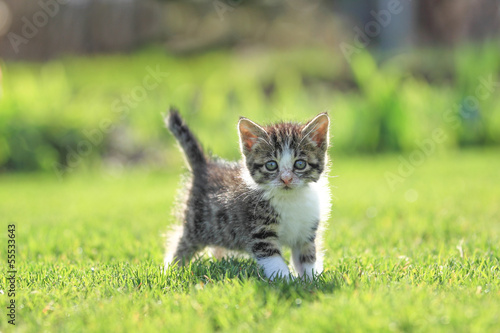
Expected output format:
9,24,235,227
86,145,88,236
238,117,267,152
302,112,330,148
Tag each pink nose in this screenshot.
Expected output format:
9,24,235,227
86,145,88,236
281,174,293,185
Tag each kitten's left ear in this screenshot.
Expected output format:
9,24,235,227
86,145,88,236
302,112,330,148
238,117,268,153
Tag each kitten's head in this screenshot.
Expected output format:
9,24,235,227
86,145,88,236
238,113,329,191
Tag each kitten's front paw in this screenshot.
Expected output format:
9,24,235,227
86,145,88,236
301,262,321,280
257,255,291,281
268,268,293,281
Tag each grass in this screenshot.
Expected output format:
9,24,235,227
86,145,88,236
0,148,499,332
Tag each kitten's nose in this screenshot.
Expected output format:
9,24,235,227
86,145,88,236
281,172,293,185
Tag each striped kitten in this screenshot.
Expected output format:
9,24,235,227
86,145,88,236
164,108,331,280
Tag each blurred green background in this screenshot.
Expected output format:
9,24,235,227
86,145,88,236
0,0,499,176
1,2,500,331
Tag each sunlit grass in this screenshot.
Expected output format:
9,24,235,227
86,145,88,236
0,149,499,331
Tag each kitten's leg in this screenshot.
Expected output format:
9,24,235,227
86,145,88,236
256,255,290,280
250,237,290,279
291,242,318,279
169,234,201,266
291,249,304,276
164,225,183,268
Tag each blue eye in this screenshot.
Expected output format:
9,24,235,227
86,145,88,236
294,160,307,170
265,161,278,171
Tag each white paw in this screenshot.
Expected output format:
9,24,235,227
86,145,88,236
301,262,319,279
257,255,291,280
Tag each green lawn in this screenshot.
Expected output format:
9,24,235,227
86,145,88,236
1,149,499,332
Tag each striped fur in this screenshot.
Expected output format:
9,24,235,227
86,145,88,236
165,108,207,174
164,108,331,280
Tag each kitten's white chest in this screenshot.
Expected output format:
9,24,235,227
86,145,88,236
269,182,325,247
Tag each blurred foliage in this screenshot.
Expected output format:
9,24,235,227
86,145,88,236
0,43,499,173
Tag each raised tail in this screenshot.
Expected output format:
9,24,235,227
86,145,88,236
165,107,207,173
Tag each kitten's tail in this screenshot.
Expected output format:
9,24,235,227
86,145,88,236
165,108,207,173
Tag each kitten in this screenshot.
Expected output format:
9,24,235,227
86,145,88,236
164,108,331,280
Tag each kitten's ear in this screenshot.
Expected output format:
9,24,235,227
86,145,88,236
302,113,330,148
238,117,267,152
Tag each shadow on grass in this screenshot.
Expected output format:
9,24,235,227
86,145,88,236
170,257,342,299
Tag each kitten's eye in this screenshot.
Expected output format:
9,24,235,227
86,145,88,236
294,160,307,170
265,161,278,171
